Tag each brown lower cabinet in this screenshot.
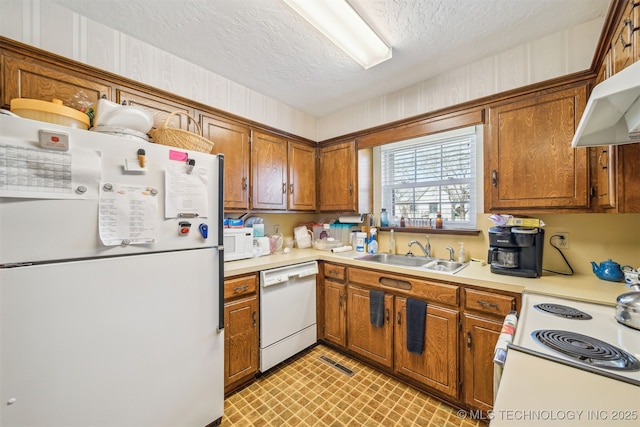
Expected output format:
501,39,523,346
223,274,259,395
321,262,520,410
462,288,518,412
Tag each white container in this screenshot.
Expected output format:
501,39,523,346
355,232,367,252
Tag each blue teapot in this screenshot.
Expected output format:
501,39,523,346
591,259,624,282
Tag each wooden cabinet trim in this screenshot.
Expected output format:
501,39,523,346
348,267,459,307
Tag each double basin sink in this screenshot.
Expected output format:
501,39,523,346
356,253,468,274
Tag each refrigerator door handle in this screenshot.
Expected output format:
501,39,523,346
216,154,225,333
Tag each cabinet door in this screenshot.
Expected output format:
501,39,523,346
324,280,347,348
224,296,258,393
318,140,357,212
288,141,317,211
394,297,459,399
251,130,287,210
202,116,250,211
486,85,589,210
347,285,393,368
618,142,640,212
116,89,194,132
2,55,112,111
611,0,635,75
462,313,502,412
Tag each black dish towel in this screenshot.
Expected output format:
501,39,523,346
406,298,427,355
369,289,385,327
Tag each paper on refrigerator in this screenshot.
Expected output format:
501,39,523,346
98,183,159,246
164,162,209,218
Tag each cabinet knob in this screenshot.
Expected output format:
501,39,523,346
242,177,248,190
282,183,287,194
252,310,257,327
290,184,294,194
466,331,472,350
339,294,343,307
491,170,498,187
385,308,390,324
397,312,401,326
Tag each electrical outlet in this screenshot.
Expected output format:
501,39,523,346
274,224,280,235
555,232,569,249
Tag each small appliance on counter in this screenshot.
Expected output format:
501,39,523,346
223,227,254,261
488,226,544,278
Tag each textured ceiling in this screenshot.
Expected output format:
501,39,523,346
53,0,611,117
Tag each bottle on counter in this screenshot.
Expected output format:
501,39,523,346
435,211,443,229
368,228,378,254
400,216,406,227
458,242,466,262
389,229,395,254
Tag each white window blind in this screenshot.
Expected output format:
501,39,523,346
380,126,477,228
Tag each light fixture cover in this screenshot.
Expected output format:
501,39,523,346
283,0,392,69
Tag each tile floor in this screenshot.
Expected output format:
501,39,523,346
222,344,481,426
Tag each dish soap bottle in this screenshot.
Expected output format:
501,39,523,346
458,242,467,263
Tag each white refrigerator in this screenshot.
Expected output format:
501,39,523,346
0,115,225,427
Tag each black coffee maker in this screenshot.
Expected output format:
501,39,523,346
488,226,544,278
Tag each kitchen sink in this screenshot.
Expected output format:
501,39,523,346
423,259,468,274
356,253,430,267
355,253,469,274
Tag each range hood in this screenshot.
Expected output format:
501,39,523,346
571,60,640,147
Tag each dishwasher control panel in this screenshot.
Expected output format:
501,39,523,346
260,261,319,287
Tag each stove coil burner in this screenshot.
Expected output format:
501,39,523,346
532,329,640,371
533,303,592,320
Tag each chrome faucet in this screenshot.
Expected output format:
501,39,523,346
445,245,455,261
408,235,431,258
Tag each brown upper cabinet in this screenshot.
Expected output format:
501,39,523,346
116,88,195,131
485,84,590,212
250,130,317,211
288,140,317,211
1,54,112,109
202,115,251,211
318,140,358,212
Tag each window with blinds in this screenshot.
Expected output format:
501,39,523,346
379,126,478,228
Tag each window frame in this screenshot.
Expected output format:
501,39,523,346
373,125,482,230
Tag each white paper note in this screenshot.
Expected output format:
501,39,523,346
0,140,101,200
164,163,209,218
99,183,159,246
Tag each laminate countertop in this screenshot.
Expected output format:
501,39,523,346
224,248,630,305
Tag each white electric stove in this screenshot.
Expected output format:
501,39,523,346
511,292,640,386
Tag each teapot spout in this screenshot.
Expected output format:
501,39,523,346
591,261,600,274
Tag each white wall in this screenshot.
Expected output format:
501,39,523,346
1,1,603,143
318,18,604,140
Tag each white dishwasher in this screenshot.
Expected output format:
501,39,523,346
260,261,318,372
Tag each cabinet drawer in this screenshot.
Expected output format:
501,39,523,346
224,274,258,300
464,288,515,317
324,263,347,282
348,267,458,306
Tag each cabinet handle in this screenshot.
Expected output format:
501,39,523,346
491,170,498,187
233,285,249,293
349,183,353,194
339,294,343,307
290,184,294,194
252,310,256,327
101,94,107,99
466,331,472,350
619,19,633,49
598,149,608,170
282,183,287,194
397,312,401,326
385,308,390,324
242,177,247,190
477,299,500,310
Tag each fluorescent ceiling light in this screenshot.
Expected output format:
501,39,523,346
283,0,392,69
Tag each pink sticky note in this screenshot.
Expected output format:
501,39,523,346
169,150,188,161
